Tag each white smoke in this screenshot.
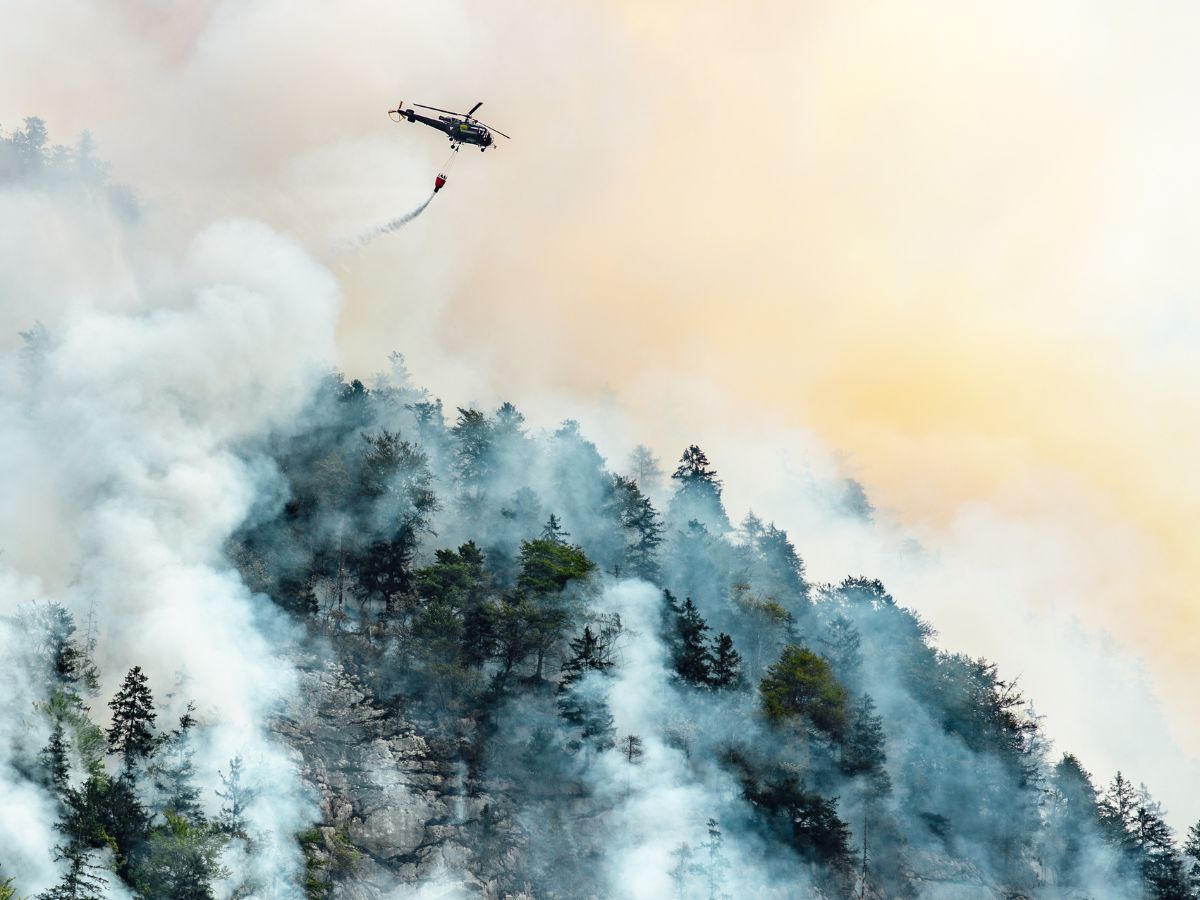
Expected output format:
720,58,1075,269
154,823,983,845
594,579,814,899
0,203,340,892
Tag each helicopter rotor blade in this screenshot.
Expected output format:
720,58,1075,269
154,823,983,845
477,121,511,139
467,101,483,118
413,103,462,116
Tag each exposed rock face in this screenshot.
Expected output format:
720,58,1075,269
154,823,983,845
275,659,507,898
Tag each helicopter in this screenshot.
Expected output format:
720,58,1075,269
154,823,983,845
388,100,510,151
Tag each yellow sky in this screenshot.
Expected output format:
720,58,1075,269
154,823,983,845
3,0,1198,803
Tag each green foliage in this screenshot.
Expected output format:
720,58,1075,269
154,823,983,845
57,772,147,881
106,666,157,767
36,844,108,900
133,812,227,900
666,595,712,685
516,539,595,597
354,430,438,608
298,827,361,899
559,622,620,688
759,645,849,736
709,633,742,689
39,720,69,794
44,689,106,779
612,474,664,579
839,694,890,796
742,771,853,870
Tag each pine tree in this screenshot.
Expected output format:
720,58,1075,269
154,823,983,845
627,444,663,493
216,755,254,838
668,842,695,900
708,633,742,689
672,598,713,685
541,514,570,545
1132,788,1190,899
755,524,808,603
36,844,108,900
669,445,729,531
759,645,849,737
560,624,618,688
612,475,665,580
1183,820,1200,891
558,677,616,757
355,431,437,608
839,695,890,797
1099,772,1139,847
621,734,645,765
40,720,70,795
1044,754,1101,888
451,407,493,507
493,401,526,439
699,819,731,900
107,666,157,767
133,811,226,900
822,616,863,684
152,704,204,823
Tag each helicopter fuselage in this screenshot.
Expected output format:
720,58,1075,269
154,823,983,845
402,110,494,148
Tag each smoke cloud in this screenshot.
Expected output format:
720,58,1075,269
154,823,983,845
0,125,340,889
3,0,1198,855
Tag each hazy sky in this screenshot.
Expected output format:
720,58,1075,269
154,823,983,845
3,0,1198,824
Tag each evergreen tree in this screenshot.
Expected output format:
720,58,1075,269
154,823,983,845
24,603,99,701
560,623,619,688
708,633,742,689
107,666,157,767
839,694,890,795
671,598,713,685
612,474,665,580
516,539,595,597
822,615,863,685
668,445,730,531
57,773,149,882
1183,820,1200,891
36,844,108,900
412,541,494,667
558,677,616,757
668,842,696,900
840,478,875,522
151,704,203,823
40,720,70,795
133,812,226,900
621,734,645,766
755,524,809,604
451,407,493,506
355,431,437,609
1132,789,1190,899
1043,754,1102,888
493,401,526,438
743,772,853,870
1099,772,1140,849
216,755,254,839
699,819,731,900
759,645,849,737
627,444,664,494
541,514,570,545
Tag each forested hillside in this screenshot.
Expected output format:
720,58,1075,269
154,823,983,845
11,351,1199,899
